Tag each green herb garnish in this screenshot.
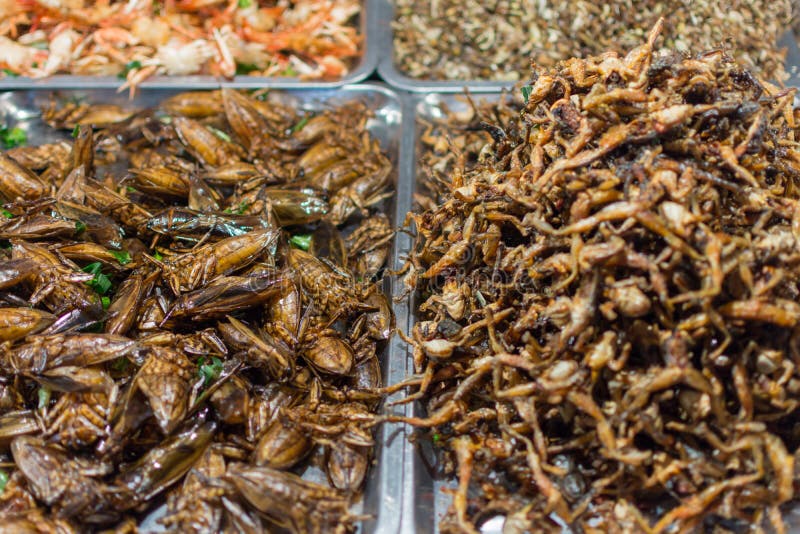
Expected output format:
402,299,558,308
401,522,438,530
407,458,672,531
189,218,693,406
118,60,142,79
101,296,111,309
291,116,310,133
111,357,130,372
0,469,7,494
126,186,137,193
82,262,112,295
37,387,51,410
238,0,252,6
0,126,26,149
75,220,86,233
199,356,223,386
207,125,231,142
224,202,249,215
281,64,298,77
521,85,533,103
289,234,312,251
1,209,13,218
110,250,131,265
153,251,163,261
236,62,259,75
2,69,18,77
432,433,440,442
71,125,80,138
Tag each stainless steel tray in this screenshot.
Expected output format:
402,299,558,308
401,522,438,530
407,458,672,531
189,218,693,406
781,29,800,91
373,0,516,93
0,83,406,533
0,1,377,90
400,74,800,531
376,0,800,95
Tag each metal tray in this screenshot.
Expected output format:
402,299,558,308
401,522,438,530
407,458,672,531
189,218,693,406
0,2,377,90
400,76,800,531
376,0,800,94
373,0,516,94
0,83,406,533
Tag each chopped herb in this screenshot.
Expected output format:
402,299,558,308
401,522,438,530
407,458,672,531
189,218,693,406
31,62,38,68
110,250,131,265
291,115,310,133
207,125,231,142
2,69,17,77
83,262,102,275
153,251,163,261
289,234,312,251
199,356,223,386
111,357,130,372
238,0,252,6
0,469,7,493
281,64,298,77
75,220,86,233
101,296,111,309
0,126,26,149
118,60,142,79
224,202,249,215
236,62,259,75
84,321,104,333
82,262,112,295
521,85,533,103
126,186,137,193
71,125,80,138
37,387,51,410
432,433,440,442
1,209,13,218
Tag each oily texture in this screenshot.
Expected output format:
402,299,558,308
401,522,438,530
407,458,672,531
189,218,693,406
402,24,800,532
0,89,393,533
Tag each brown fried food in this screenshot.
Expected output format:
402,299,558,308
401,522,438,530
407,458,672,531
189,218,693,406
0,90,394,533
400,22,800,533
393,0,791,82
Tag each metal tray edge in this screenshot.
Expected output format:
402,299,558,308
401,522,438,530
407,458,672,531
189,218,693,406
362,86,417,534
373,0,518,93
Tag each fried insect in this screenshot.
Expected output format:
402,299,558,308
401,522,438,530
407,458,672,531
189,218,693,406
393,0,791,82
0,89,394,532
401,23,800,533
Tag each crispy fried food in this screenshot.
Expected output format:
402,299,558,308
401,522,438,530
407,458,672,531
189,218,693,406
400,22,800,532
393,0,791,82
0,89,394,532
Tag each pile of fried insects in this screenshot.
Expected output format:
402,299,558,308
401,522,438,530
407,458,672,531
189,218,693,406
392,0,791,82
0,88,394,533
398,21,800,533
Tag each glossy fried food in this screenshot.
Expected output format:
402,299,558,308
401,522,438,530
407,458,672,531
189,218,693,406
0,88,394,533
399,22,800,532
